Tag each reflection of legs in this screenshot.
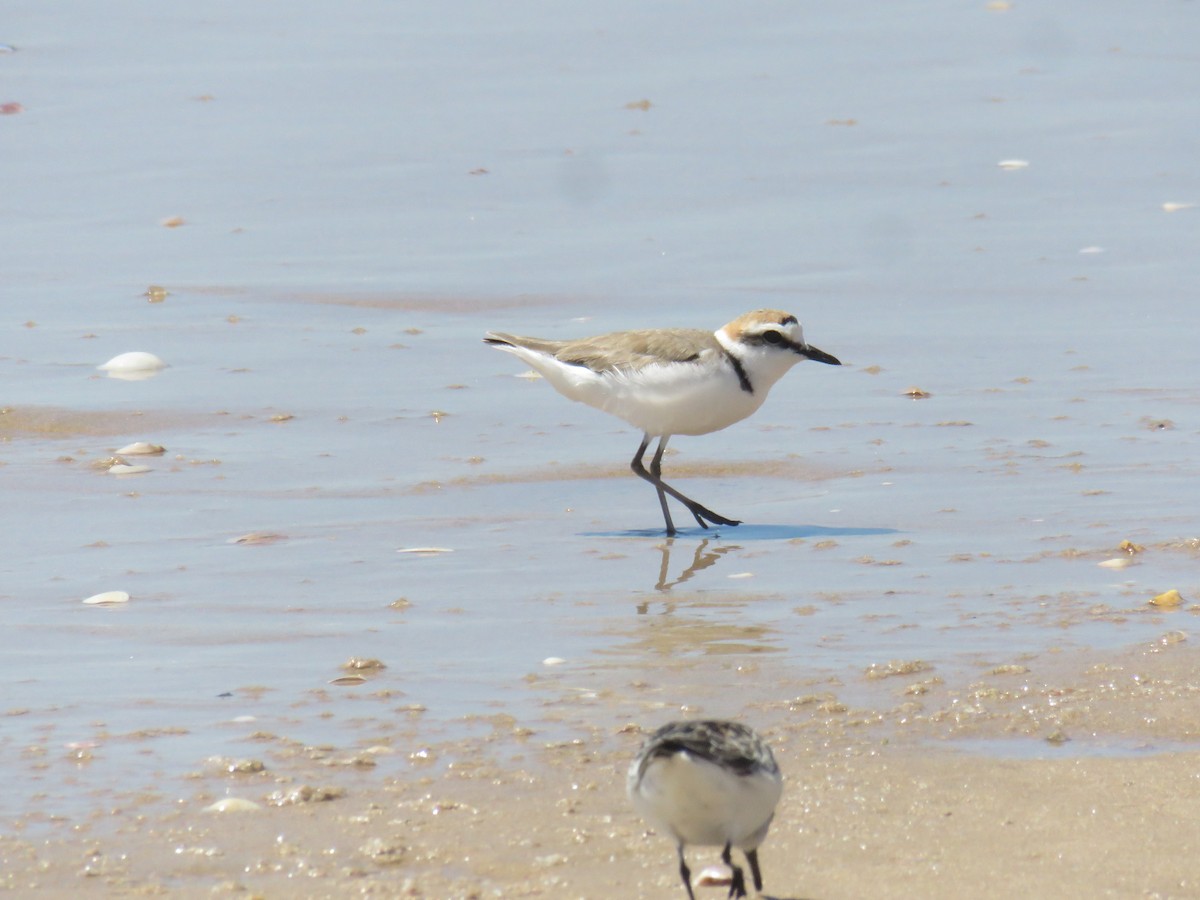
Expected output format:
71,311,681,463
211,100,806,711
631,435,742,536
654,539,739,592
722,841,747,899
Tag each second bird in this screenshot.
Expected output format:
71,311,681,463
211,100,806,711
484,308,841,536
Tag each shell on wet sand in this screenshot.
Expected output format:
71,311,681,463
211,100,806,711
83,591,130,605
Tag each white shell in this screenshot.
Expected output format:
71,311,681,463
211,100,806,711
396,547,454,555
695,866,733,887
116,442,165,455
1097,558,1132,569
99,351,167,372
108,464,151,475
997,159,1030,169
203,797,261,813
542,657,566,666
83,590,130,605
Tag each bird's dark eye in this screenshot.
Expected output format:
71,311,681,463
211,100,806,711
762,330,783,345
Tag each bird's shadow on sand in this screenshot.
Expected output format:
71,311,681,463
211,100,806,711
583,523,898,541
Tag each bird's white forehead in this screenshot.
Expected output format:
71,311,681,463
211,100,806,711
720,309,802,342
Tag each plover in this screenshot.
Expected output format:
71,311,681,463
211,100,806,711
484,309,840,535
628,719,783,900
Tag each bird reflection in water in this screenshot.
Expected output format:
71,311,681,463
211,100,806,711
645,538,741,600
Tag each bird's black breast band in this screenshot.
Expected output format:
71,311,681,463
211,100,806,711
721,349,754,394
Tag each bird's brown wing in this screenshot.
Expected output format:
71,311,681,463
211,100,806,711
553,328,718,373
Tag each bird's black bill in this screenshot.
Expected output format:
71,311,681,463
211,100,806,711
800,344,841,366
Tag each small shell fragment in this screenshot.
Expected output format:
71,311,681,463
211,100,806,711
116,442,166,456
108,464,151,475
397,547,454,555
695,866,733,887
229,532,287,545
903,386,932,399
204,797,261,813
1162,202,1195,213
329,674,367,686
83,590,130,605
342,657,387,671
997,159,1029,169
542,657,566,667
145,285,169,302
1097,558,1132,570
1149,589,1185,608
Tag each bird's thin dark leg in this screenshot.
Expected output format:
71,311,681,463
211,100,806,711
722,841,747,899
677,844,696,900
651,437,706,528
631,435,676,535
647,436,741,529
745,848,764,893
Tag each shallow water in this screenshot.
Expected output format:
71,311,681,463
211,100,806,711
3,1,1199,820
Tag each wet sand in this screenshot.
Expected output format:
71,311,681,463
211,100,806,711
6,2,1200,897
5,638,1197,898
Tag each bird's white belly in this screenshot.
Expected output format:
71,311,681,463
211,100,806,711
570,362,765,437
630,754,781,849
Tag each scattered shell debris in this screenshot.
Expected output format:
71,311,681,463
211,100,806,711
341,657,387,671
116,441,166,456
82,590,130,605
203,797,261,813
865,659,932,680
267,785,346,806
360,837,407,866
1142,418,1174,431
1149,589,1185,609
206,756,266,775
990,664,1029,676
229,532,287,545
